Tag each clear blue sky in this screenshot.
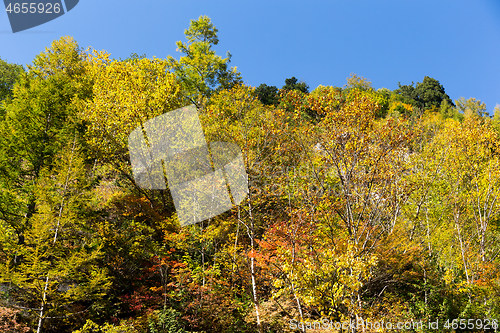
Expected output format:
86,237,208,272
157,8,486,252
2,0,499,114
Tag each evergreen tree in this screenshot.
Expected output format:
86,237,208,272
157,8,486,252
282,76,309,93
255,83,279,106
395,76,454,111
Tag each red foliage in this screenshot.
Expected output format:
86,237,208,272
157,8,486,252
0,307,30,333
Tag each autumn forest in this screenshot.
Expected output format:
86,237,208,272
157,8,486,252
2,16,500,333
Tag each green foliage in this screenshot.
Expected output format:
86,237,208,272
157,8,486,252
167,15,242,107
148,307,186,333
72,319,139,333
439,99,462,121
2,18,500,333
281,76,309,93
0,57,24,107
344,72,372,90
393,81,418,107
255,83,279,106
415,76,454,109
1,36,87,178
455,96,488,118
0,36,109,332
395,76,454,111
492,104,500,133
120,52,147,63
0,140,111,331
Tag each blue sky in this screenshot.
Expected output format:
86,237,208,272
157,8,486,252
2,0,499,114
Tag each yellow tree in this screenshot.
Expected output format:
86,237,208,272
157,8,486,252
345,73,372,90
81,52,186,214
0,36,107,331
408,116,500,317
0,139,110,332
455,97,488,118
200,84,272,332
259,87,416,328
491,104,500,133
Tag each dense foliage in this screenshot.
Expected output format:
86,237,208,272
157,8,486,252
1,16,500,333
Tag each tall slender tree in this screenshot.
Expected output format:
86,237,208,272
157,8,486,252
167,15,242,108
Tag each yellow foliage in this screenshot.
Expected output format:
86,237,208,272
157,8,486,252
81,52,185,162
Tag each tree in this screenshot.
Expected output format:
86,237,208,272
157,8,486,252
309,90,414,322
81,52,186,216
415,76,454,110
0,58,24,107
80,53,204,328
167,15,242,108
394,81,418,106
406,117,500,320
0,36,89,265
395,76,454,111
282,77,309,94
202,84,270,332
1,140,110,332
439,99,462,120
492,104,500,133
255,87,416,329
0,37,109,331
345,72,372,90
255,83,279,106
455,97,488,118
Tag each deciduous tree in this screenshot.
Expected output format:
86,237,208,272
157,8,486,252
167,15,242,108
455,97,488,118
0,57,24,107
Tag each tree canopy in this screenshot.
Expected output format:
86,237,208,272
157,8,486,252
167,15,242,108
255,83,279,106
0,57,24,106
395,76,454,111
2,18,500,333
282,76,309,93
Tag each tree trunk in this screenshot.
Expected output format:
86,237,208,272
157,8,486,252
36,137,76,333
